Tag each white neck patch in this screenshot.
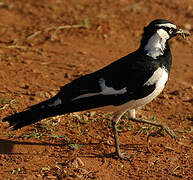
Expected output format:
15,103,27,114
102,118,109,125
145,29,170,59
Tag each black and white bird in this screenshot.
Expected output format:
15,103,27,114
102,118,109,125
2,19,190,159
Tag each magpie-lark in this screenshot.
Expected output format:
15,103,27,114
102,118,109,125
2,19,190,159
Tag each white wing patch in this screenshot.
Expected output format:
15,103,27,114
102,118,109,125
72,78,127,101
99,78,127,95
48,98,62,107
144,67,168,86
145,29,169,59
72,92,99,100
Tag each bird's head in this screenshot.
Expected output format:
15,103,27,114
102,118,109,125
140,19,190,59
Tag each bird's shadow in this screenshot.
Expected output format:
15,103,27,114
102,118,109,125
0,138,147,159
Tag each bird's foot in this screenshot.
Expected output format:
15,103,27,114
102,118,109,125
116,151,131,160
147,124,179,142
106,151,131,161
128,118,179,141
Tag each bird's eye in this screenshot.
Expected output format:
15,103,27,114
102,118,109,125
163,27,174,34
169,29,173,34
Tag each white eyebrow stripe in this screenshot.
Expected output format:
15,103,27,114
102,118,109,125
156,23,177,29
72,78,127,101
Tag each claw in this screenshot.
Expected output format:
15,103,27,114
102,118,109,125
147,124,180,142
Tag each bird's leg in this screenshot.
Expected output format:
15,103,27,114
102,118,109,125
112,109,129,159
111,109,177,160
128,117,178,141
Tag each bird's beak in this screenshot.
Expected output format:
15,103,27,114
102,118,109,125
175,28,190,38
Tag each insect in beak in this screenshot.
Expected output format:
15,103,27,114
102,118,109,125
176,28,190,38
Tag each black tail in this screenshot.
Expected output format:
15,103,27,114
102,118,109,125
2,95,65,130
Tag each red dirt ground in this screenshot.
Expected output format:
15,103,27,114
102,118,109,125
0,0,193,179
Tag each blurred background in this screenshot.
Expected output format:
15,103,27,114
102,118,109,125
0,0,192,179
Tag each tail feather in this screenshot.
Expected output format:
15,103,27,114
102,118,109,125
3,109,45,130
2,95,65,130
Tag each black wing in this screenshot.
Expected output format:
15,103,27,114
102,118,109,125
2,51,162,130
57,51,160,113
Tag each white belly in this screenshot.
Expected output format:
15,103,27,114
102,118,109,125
116,83,165,111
